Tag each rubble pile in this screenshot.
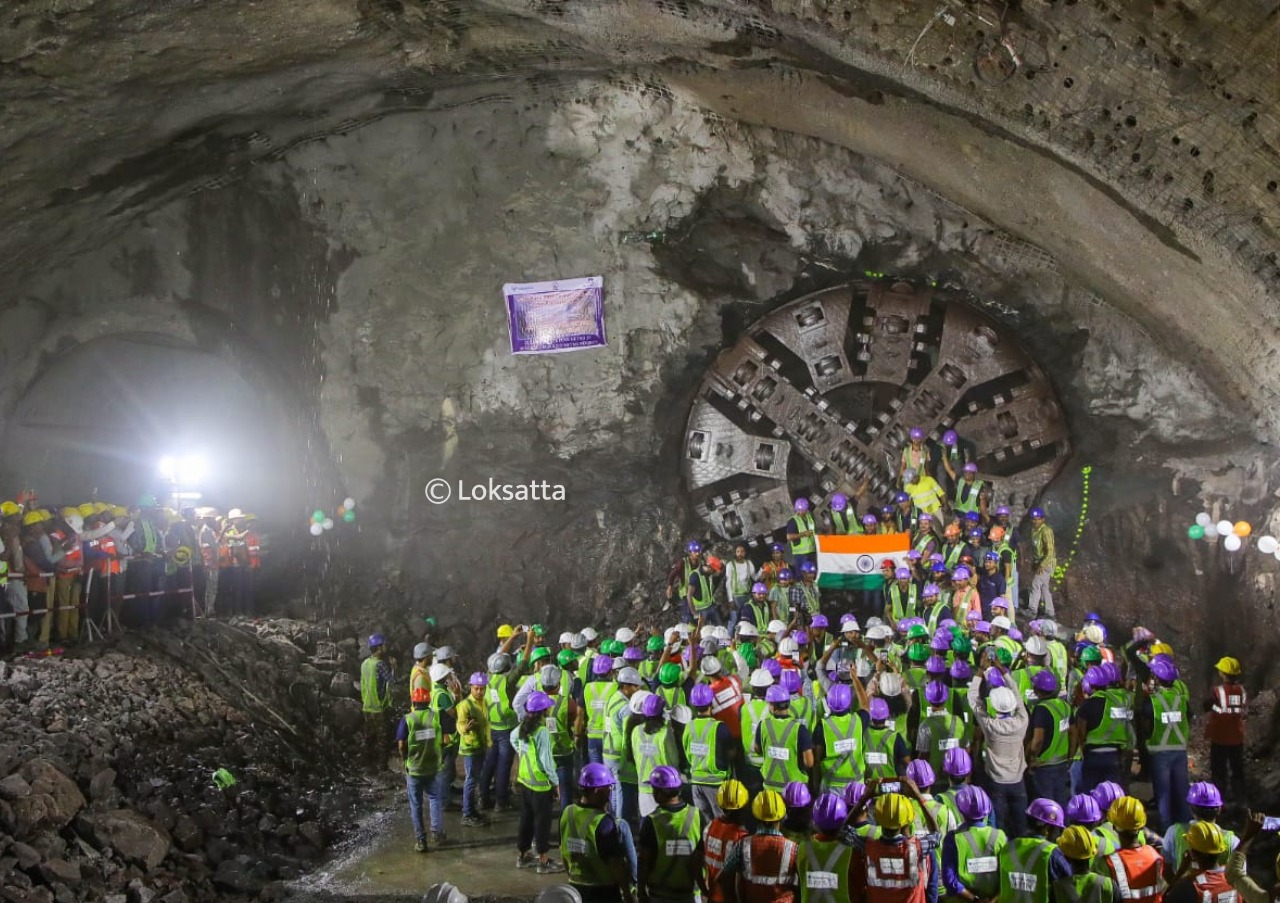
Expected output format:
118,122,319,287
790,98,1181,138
0,620,373,903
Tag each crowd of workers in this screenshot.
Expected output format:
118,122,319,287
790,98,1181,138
0,492,264,651
352,428,1264,902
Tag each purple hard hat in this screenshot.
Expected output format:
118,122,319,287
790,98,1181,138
689,684,714,708
770,542,784,553
963,461,979,474
918,514,933,524
765,685,790,705
368,633,385,648
862,514,878,526
869,698,890,721
469,672,488,687
956,785,992,821
1027,798,1065,829
792,630,809,646
827,683,853,714
592,655,615,676
641,694,666,718
1091,781,1125,811
922,582,940,598
780,670,802,694
926,656,949,676
942,430,958,447
778,568,794,581
952,566,971,581
974,620,992,634
843,781,868,809
763,658,783,678
940,618,957,629
930,633,951,651
924,680,949,706
895,492,910,504
794,498,811,513
906,759,936,789
985,667,1004,688
830,492,849,511
929,553,945,564
648,765,682,790
930,563,948,575
1084,665,1108,689
1066,793,1102,826
752,581,768,594
907,550,923,561
812,792,849,833
579,762,616,789
965,609,981,622
1029,507,1045,519
995,505,1011,516
909,427,925,441
943,747,973,778
800,561,818,575
1008,628,1024,642
624,646,645,662
686,540,702,554
1187,781,1223,809
783,781,813,808
950,660,973,680
895,567,911,580
811,614,829,629
1032,670,1060,694
526,691,554,714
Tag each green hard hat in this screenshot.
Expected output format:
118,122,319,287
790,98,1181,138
530,646,551,664
557,648,579,668
659,662,681,686
906,624,929,641
1079,645,1102,665
601,639,624,656
645,636,664,653
994,647,1014,667
907,643,931,662
212,768,236,790
952,636,973,656
532,624,546,637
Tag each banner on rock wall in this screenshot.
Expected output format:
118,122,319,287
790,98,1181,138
504,276,607,354
817,533,911,590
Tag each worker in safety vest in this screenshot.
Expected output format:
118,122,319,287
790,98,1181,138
1071,665,1133,794
1138,655,1192,831
796,791,858,903
915,680,968,784
704,780,750,903
560,763,635,903
683,683,736,824
1064,794,1114,860
1164,822,1238,903
886,569,920,628
666,540,704,607
755,684,814,793
197,513,223,616
738,669,774,795
637,766,705,903
1090,782,1125,857
905,759,957,836
456,672,491,828
584,653,619,766
397,686,440,853
864,696,910,781
409,643,433,696
899,427,931,484
756,543,788,592
360,633,395,770
826,492,856,535
786,498,817,569
1026,508,1056,618
1101,797,1166,903
480,628,533,812
700,654,744,737
904,468,946,519
601,670,645,829
815,681,869,795
1055,826,1116,903
945,460,988,520
1204,656,1247,805
47,514,83,644
941,785,1006,901
515,690,563,874
997,798,1071,903
1162,782,1238,876
1025,669,1072,807
717,788,798,903
627,694,683,820
846,778,941,903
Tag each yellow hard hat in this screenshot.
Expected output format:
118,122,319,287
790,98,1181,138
1058,825,1098,861
717,779,749,812
496,624,514,640
1149,642,1174,657
61,507,79,520
21,511,43,526
0,501,21,517
77,503,96,518
1185,821,1229,856
1215,657,1242,677
1108,797,1148,831
752,789,786,823
110,505,128,517
92,502,109,514
172,546,192,567
873,793,917,830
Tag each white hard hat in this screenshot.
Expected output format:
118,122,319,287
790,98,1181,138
580,627,598,642
558,632,575,645
65,514,84,533
1082,624,1104,644
628,690,653,715
428,663,452,682
534,885,582,903
570,633,588,650
991,616,1012,631
663,627,680,644
989,686,1018,714
433,645,455,662
878,673,902,697
700,656,723,676
840,616,861,632
865,616,884,629
1038,620,1058,638
227,508,245,520
676,624,692,639
615,627,636,643
767,619,787,635
423,882,470,903
866,625,893,641
617,667,643,686
670,704,692,725
413,643,431,660
749,668,775,688
539,665,562,688
737,623,759,638
778,637,799,657
1024,637,1048,656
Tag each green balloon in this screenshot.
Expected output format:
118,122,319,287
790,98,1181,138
1188,524,1205,540
312,510,326,523
342,510,356,523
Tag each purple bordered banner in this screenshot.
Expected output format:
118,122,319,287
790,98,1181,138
503,276,607,355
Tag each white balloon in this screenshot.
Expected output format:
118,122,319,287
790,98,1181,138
1216,520,1234,536
322,518,335,530
343,497,356,510
1224,534,1242,551
1195,513,1213,528
309,523,324,536
1258,535,1278,555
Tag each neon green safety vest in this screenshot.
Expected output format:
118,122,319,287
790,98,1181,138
603,694,633,778
516,726,554,792
790,694,816,732
944,543,966,569
690,571,715,612
1012,667,1045,705
798,836,854,903
1046,639,1068,686
1166,822,1236,869
954,826,1008,897
684,717,728,785
790,512,816,555
647,804,702,895
913,531,935,555
584,680,617,740
1085,690,1134,750
403,707,441,777
639,659,660,684
576,649,595,687
487,673,516,731
360,655,391,713
888,583,919,622
740,698,771,767
820,713,865,790
997,836,1055,903
831,510,854,535
433,686,457,750
1093,825,1119,857
1148,686,1189,751
631,723,674,793
912,795,954,836
1032,697,1072,766
921,710,967,775
796,581,821,616
863,725,898,780
560,804,614,886
657,684,686,713
545,687,574,757
1053,872,1114,903
924,601,951,635
759,716,806,790
954,479,985,514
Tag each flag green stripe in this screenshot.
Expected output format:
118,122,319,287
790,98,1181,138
817,573,885,590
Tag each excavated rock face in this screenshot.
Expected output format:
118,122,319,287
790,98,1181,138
1,3,1279,718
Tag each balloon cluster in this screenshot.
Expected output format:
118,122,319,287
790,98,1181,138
308,497,357,537
1052,465,1091,589
1186,512,1277,557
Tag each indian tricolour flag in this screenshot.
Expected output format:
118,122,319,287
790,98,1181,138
816,533,912,590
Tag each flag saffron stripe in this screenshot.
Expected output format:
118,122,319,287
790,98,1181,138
816,532,912,554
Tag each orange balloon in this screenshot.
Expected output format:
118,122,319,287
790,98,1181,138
1234,521,1252,537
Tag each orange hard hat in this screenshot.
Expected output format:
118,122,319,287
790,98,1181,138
411,687,431,703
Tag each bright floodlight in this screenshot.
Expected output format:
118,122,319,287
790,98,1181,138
179,455,208,483
158,456,177,479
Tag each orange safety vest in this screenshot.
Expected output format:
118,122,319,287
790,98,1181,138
246,531,261,569
705,818,750,903
217,538,232,569
1186,868,1235,903
737,833,798,903
1105,846,1165,902
50,531,82,572
1206,684,1246,746
710,675,745,739
864,835,928,903
101,536,122,575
